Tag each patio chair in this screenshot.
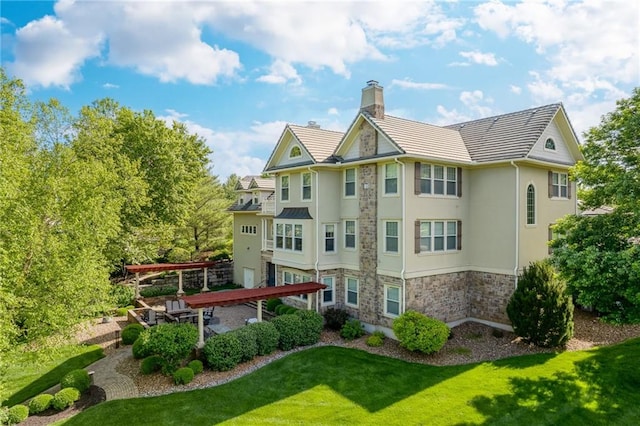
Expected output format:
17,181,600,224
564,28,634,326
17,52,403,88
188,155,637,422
178,299,187,310
147,309,158,325
165,300,173,313
203,307,215,325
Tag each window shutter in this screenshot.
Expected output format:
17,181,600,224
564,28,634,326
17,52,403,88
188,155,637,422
414,220,421,253
567,176,572,199
457,220,462,250
457,167,462,197
548,171,553,198
414,162,421,195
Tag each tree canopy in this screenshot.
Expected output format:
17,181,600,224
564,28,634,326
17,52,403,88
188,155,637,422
551,88,640,323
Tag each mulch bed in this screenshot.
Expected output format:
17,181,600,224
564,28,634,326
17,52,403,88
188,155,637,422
20,385,106,426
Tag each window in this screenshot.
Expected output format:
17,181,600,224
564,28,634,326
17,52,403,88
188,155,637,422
344,168,356,197
384,163,398,194
544,138,556,150
321,276,335,306
526,184,536,225
275,223,302,252
281,175,289,201
289,145,302,158
415,220,461,253
283,270,310,300
253,191,259,204
345,277,359,307
344,220,356,249
385,221,399,253
324,224,336,253
549,172,569,198
302,172,312,200
416,163,459,196
385,285,401,317
241,225,257,235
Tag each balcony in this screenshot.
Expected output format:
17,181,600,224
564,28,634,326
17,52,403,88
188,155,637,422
263,239,274,251
261,199,275,215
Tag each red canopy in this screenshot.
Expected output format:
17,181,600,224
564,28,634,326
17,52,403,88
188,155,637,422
182,282,326,309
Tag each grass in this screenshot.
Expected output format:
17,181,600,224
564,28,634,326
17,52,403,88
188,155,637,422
61,338,640,425
2,344,104,407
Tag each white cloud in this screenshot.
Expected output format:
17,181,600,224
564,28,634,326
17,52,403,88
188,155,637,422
448,62,471,67
510,85,522,95
102,82,119,89
158,110,285,179
434,89,495,125
527,71,564,104
390,79,449,90
256,60,301,85
327,107,339,116
434,105,472,125
1,17,13,26
459,50,498,66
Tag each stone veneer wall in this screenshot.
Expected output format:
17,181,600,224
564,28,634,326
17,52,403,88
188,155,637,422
467,271,515,324
149,261,233,289
259,252,273,288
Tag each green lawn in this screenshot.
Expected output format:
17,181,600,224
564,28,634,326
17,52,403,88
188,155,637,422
61,338,640,425
2,344,104,407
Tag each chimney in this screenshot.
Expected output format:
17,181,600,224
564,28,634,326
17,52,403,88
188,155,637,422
306,120,320,129
360,80,384,119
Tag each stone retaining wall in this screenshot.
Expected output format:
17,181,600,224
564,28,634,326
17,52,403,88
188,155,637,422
149,261,233,289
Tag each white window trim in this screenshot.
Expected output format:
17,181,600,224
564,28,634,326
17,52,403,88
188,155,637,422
417,220,459,254
343,219,357,251
418,163,458,197
383,163,399,197
274,222,303,252
551,172,569,199
301,172,312,202
384,284,402,318
289,145,302,158
323,223,337,254
344,168,357,198
544,137,557,152
383,220,400,254
280,174,290,203
321,276,335,306
240,225,257,235
526,182,537,227
282,269,311,300
345,277,359,308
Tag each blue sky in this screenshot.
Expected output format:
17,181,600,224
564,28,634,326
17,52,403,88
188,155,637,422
2,0,638,179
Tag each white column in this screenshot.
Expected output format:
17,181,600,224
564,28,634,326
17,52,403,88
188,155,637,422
257,300,263,322
135,272,140,299
178,271,184,295
197,308,204,348
202,268,209,292
307,293,312,310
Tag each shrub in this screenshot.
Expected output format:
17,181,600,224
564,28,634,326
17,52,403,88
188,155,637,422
7,404,29,424
266,298,283,312
28,393,54,414
173,367,195,385
109,284,135,308
60,369,90,393
203,333,243,371
187,360,204,375
232,326,258,362
271,314,304,351
246,321,280,355
139,285,178,298
340,319,365,340
324,308,349,331
366,331,386,347
121,323,145,345
296,310,324,346
115,306,134,317
132,336,151,359
507,260,574,347
283,306,298,315
275,304,289,316
393,311,449,354
140,355,165,375
133,323,198,373
51,387,80,411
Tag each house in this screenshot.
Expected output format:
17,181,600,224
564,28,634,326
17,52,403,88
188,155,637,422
233,80,583,333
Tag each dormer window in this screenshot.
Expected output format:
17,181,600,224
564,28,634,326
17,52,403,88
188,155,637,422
544,138,556,151
289,145,302,158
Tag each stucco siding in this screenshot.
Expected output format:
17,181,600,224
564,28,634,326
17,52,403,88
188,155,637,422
232,214,263,286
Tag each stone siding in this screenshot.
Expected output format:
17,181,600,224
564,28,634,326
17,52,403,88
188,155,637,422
405,272,469,323
259,252,274,288
467,271,515,324
149,261,233,290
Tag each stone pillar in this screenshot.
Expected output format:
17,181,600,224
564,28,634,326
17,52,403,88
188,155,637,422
359,158,379,324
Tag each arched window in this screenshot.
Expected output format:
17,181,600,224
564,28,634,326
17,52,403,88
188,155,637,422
526,184,536,225
544,138,556,151
289,145,302,158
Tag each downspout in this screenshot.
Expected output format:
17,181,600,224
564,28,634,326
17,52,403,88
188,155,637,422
309,166,321,312
394,158,406,313
510,161,520,289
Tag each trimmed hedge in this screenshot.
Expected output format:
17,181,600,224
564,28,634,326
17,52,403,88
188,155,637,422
140,355,165,375
392,310,449,354
266,298,283,312
246,321,279,355
28,393,54,414
173,367,195,385
203,333,243,371
60,369,91,394
187,360,204,375
133,323,198,373
324,308,349,331
274,304,289,316
7,404,29,424
271,314,303,350
52,387,80,411
232,326,258,362
296,310,324,346
121,323,144,345
132,336,151,359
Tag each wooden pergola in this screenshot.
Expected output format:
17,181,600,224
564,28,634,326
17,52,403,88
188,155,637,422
125,261,219,298
182,282,326,348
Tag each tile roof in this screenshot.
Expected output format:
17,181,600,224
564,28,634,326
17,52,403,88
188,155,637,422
288,125,344,163
445,103,561,163
250,177,275,190
236,175,259,190
367,114,472,163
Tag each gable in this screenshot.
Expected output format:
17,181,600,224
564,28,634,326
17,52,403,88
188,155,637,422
263,127,314,171
336,114,403,161
528,121,575,165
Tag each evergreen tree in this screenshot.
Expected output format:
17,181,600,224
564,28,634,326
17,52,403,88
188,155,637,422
507,261,574,347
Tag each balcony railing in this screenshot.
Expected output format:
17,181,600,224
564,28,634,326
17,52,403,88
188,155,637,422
263,239,274,251
261,199,275,215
